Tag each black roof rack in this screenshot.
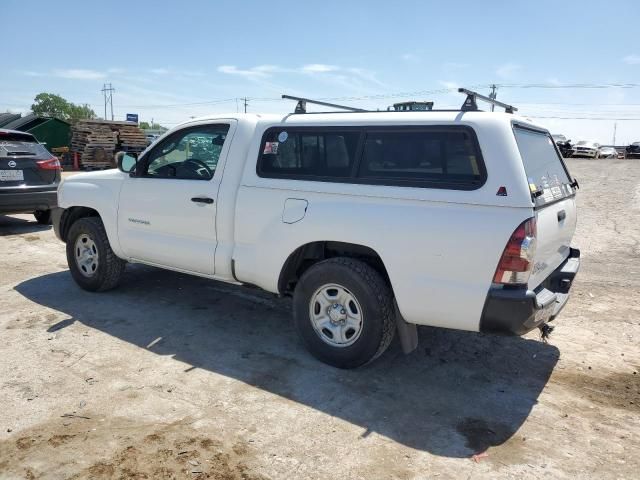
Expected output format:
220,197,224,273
458,88,517,114
281,95,367,114
281,88,518,114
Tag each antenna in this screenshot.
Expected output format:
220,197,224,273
458,87,517,114
282,95,366,114
101,83,115,120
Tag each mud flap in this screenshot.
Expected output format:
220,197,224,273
394,301,418,354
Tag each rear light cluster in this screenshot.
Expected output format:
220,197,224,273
37,157,61,170
493,217,537,286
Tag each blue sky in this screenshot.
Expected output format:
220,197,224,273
2,0,640,143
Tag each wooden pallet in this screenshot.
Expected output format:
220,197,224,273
71,119,146,168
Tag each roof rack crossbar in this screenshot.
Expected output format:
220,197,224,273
282,95,367,114
458,88,518,114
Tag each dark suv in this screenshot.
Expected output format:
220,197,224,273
626,142,640,159
0,129,61,224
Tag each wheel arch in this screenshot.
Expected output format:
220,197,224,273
59,206,101,242
277,241,391,295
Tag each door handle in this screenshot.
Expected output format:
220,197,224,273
557,209,566,222
191,197,214,204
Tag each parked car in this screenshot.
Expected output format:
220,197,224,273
145,134,160,146
552,134,575,158
598,146,618,159
0,129,61,224
52,104,580,368
626,142,640,159
573,141,600,158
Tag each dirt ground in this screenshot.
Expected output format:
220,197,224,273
0,159,638,479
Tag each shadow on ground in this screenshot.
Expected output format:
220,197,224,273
15,265,558,458
0,215,51,236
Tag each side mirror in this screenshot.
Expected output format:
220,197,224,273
116,151,138,174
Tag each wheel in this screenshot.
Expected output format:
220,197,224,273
66,217,126,292
33,209,52,225
293,258,395,368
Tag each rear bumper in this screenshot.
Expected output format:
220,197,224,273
480,248,580,335
574,151,597,158
0,187,58,214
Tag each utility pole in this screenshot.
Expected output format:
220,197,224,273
613,122,617,145
489,84,498,112
101,83,115,120
243,97,248,113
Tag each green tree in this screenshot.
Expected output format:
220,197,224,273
31,93,96,123
139,121,167,131
31,93,70,119
68,103,97,123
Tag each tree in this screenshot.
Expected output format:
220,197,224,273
68,103,97,123
139,121,167,131
31,93,96,123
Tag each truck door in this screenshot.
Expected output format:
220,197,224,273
117,122,235,275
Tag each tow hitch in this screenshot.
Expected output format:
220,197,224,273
539,323,555,343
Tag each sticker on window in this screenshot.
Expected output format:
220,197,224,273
263,142,279,154
278,131,288,142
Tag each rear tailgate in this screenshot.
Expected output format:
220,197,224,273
532,196,577,288
0,140,58,187
513,124,578,289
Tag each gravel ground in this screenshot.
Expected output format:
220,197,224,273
0,159,638,479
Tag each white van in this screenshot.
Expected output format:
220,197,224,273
53,89,580,368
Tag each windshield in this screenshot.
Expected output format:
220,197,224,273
513,125,573,206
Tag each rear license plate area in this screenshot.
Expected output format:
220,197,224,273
0,169,24,181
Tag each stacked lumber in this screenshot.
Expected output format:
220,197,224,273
115,123,147,154
71,120,147,169
71,121,118,169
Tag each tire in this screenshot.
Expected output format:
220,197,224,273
33,209,52,225
293,257,395,369
66,216,126,292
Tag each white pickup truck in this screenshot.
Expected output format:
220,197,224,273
53,92,580,368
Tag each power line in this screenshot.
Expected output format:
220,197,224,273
122,97,238,109
527,115,640,121
498,83,640,89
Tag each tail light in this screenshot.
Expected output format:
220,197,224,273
493,217,537,286
37,157,62,170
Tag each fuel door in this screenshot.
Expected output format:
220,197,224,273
282,198,308,224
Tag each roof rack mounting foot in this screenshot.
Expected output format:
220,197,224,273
458,88,517,114
461,93,478,112
294,99,306,114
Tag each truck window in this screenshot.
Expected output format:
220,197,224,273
258,129,360,178
513,125,573,205
143,125,229,180
357,129,484,188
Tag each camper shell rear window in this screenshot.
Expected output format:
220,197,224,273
513,124,574,206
